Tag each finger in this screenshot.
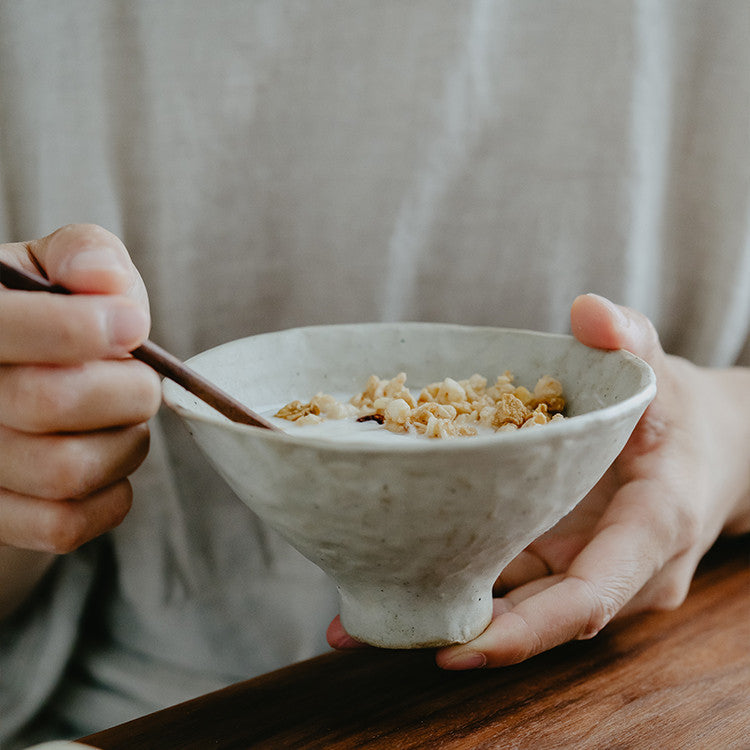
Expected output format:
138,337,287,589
22,223,146,301
570,293,665,366
0,422,150,500
0,290,149,363
493,549,551,595
0,360,161,432
493,524,597,595
571,293,671,456
436,579,607,670
0,480,134,553
441,575,609,669
497,572,566,603
326,615,369,650
616,548,700,617
0,224,151,363
496,546,699,628
437,491,668,669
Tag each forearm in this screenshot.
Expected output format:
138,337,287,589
0,547,55,621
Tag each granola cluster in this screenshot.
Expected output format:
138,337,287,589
275,372,566,439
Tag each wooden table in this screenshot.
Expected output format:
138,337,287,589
82,536,750,749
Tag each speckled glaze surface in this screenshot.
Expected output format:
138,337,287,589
163,323,656,648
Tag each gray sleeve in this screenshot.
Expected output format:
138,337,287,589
0,541,102,748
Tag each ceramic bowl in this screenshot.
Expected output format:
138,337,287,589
162,322,656,648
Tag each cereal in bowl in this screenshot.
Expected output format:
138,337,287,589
274,372,566,438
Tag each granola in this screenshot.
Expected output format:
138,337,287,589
275,371,566,439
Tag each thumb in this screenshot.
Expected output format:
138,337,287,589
570,293,664,365
1,225,151,362
27,223,143,300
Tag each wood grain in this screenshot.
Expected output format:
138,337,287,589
81,536,750,749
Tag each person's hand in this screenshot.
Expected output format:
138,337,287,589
328,294,750,668
0,224,161,557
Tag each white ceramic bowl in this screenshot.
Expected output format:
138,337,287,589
163,323,656,648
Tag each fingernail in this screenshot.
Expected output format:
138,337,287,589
108,305,148,348
67,247,128,273
442,650,487,670
588,293,630,328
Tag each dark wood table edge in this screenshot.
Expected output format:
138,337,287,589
81,535,750,749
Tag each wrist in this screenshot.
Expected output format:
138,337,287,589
712,367,750,535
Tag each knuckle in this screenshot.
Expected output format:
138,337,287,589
0,368,35,428
41,440,93,500
45,427,150,500
37,482,133,554
650,497,701,556
634,486,701,559
650,577,691,611
580,609,610,640
39,503,90,554
646,557,696,612
511,612,545,661
574,575,622,639
20,368,85,431
672,504,701,551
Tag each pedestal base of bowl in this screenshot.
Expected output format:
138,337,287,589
338,581,493,648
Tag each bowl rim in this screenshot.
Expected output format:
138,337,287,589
162,322,657,453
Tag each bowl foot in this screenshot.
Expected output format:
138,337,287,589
338,582,493,649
